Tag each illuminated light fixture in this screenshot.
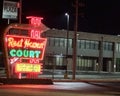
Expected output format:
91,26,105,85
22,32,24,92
65,13,69,17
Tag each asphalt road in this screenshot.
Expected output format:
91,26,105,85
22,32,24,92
0,82,120,96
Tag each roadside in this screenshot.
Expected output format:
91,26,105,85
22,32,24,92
40,70,120,82
1,69,120,82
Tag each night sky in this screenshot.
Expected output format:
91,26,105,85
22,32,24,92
1,0,120,35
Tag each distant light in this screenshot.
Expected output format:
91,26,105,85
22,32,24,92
117,35,120,36
65,13,69,16
52,28,56,30
77,33,79,36
114,64,116,68
0,52,2,55
54,54,64,57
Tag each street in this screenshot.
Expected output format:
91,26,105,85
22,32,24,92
0,82,120,96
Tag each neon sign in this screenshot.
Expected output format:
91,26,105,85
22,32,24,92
15,63,42,73
30,29,41,39
7,36,45,49
3,16,48,79
9,49,41,58
6,35,47,60
26,16,43,27
27,16,43,39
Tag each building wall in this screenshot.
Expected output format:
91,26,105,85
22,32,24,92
42,29,120,72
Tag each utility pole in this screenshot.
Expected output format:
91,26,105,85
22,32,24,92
19,0,22,24
72,0,78,80
64,13,69,79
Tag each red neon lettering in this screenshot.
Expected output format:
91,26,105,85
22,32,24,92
26,16,43,27
30,29,40,39
7,37,23,48
26,16,43,39
24,39,44,49
7,37,45,49
29,59,40,64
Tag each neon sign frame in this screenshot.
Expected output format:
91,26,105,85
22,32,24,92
3,16,48,78
6,35,47,60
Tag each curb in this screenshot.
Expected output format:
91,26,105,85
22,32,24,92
53,79,120,83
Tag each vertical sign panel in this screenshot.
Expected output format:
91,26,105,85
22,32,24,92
2,1,18,19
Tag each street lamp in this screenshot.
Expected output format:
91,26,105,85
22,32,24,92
64,13,69,79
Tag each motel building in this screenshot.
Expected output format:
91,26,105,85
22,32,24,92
42,28,120,73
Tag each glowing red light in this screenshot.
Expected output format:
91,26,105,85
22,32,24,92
26,16,43,27
30,29,41,39
29,58,40,64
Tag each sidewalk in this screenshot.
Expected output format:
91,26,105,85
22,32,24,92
1,69,120,83
40,70,120,82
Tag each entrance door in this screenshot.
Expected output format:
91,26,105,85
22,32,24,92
103,59,107,71
103,58,112,72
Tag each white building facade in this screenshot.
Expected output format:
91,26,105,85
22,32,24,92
42,29,120,73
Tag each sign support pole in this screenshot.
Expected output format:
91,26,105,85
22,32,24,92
8,19,10,24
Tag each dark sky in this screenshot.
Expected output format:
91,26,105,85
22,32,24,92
1,0,120,35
